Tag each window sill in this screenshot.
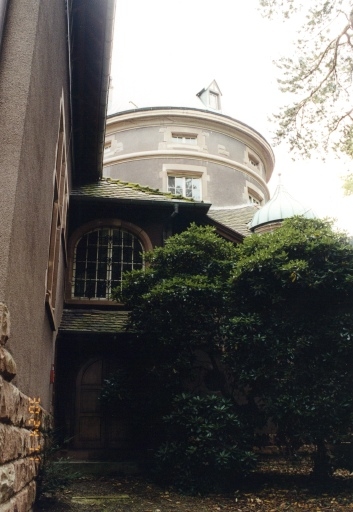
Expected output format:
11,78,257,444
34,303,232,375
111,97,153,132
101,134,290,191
65,298,122,307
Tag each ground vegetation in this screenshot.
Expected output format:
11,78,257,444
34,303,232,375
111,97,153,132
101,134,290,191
35,456,353,511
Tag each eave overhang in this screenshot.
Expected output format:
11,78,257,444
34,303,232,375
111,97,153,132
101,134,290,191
71,194,211,212
69,0,116,185
59,309,130,334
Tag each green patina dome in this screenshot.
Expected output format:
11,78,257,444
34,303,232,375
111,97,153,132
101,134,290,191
249,182,316,231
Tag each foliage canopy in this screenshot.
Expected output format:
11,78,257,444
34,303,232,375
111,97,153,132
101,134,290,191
228,217,353,476
118,224,237,396
111,220,353,482
259,0,353,192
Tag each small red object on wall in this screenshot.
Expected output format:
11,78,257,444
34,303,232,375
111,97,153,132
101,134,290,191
50,364,55,384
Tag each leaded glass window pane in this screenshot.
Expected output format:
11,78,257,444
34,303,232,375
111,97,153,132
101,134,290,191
72,227,144,300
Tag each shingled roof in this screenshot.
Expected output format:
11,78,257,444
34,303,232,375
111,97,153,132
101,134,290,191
59,309,129,334
71,178,210,208
207,205,258,237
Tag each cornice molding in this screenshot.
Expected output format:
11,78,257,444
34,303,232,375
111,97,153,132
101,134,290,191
106,107,275,181
104,150,269,194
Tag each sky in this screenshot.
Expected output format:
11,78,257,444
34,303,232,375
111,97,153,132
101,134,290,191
108,0,353,235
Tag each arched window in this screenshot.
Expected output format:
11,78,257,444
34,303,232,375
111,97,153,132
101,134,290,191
72,227,144,300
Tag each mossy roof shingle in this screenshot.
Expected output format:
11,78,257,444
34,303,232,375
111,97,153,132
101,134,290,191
59,309,129,333
71,178,207,205
207,205,258,237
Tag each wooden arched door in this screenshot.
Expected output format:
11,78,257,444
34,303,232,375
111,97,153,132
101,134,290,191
74,358,130,450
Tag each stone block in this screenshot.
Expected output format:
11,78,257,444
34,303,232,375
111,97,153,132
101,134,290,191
13,459,37,494
0,377,51,511
0,462,14,504
0,304,10,346
0,349,16,382
0,378,30,427
0,425,32,465
0,480,36,512
0,459,37,505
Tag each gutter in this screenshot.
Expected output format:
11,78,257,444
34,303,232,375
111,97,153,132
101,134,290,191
70,194,212,211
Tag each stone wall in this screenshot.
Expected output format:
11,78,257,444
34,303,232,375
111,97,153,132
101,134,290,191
0,304,50,512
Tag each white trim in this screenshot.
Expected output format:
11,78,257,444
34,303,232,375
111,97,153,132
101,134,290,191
104,150,269,195
161,163,208,202
105,108,275,181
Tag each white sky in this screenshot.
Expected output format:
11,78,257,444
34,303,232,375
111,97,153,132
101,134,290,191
109,0,353,235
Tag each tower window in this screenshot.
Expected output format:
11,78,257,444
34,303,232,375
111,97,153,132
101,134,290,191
168,176,201,200
171,134,197,145
248,194,261,205
249,155,260,167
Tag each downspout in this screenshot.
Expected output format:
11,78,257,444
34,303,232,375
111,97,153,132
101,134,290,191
163,204,179,243
0,0,9,54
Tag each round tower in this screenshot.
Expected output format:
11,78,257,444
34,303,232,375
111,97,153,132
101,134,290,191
103,106,275,210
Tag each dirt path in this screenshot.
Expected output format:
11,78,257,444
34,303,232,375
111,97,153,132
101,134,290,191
34,460,353,511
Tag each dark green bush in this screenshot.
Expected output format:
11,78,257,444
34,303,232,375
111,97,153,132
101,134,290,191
154,393,257,493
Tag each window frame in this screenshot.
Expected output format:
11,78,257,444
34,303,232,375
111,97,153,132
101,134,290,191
167,174,202,201
247,186,264,206
171,133,198,145
46,99,69,330
159,126,207,153
245,148,264,177
248,193,261,205
161,164,208,202
66,220,153,305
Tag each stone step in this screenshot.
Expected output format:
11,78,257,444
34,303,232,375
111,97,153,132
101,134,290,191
72,494,131,505
54,458,141,476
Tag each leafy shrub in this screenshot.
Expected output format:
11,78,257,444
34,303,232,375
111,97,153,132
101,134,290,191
154,393,257,493
36,457,80,497
36,435,81,500
100,369,132,406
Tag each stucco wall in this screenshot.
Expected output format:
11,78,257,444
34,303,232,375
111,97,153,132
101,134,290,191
104,157,269,207
0,0,70,409
104,109,273,208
